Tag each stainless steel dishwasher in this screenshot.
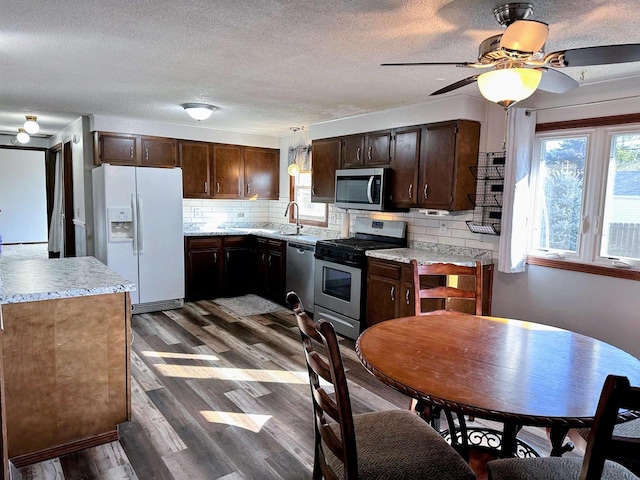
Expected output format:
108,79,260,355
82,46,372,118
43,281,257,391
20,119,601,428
286,241,315,313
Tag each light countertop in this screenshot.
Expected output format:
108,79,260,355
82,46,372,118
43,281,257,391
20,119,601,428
366,247,494,266
184,227,332,246
0,256,136,305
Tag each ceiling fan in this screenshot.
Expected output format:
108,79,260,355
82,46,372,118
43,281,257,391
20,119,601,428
382,3,640,107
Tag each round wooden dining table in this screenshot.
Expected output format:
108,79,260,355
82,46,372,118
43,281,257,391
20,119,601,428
355,314,640,458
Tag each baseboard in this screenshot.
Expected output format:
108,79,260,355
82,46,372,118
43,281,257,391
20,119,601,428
132,298,184,314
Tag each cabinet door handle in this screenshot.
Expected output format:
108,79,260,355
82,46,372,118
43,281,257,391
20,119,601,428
247,184,251,194
261,253,266,263
204,182,208,193
217,182,220,193
130,146,134,159
368,146,372,160
145,148,149,160
408,184,413,199
268,255,272,266
0,306,4,333
406,288,411,305
390,286,395,301
213,252,218,263
226,251,230,262
356,147,361,162
312,186,316,195
423,184,428,199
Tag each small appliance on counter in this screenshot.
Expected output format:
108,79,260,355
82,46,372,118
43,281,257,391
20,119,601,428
313,217,407,339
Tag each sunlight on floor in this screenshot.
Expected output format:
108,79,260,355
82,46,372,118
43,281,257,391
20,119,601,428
141,350,220,361
200,410,272,432
154,364,309,383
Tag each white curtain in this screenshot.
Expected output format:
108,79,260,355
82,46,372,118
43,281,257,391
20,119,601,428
48,152,64,256
498,108,537,273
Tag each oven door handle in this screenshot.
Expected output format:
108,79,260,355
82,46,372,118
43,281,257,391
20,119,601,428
367,175,374,204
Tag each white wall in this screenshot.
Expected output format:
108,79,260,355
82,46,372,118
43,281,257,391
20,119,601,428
0,149,47,243
91,115,280,149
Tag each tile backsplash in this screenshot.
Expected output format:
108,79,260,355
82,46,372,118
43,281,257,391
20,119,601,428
183,199,500,258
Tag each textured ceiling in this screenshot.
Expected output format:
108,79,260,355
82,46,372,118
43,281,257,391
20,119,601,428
2,0,640,137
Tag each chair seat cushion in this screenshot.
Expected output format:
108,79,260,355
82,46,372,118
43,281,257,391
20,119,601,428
487,456,638,480
327,409,475,480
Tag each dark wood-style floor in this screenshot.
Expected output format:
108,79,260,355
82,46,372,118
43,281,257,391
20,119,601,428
18,298,579,479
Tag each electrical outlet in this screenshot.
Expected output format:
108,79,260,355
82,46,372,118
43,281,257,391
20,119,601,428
193,207,202,218
438,222,448,235
237,212,245,217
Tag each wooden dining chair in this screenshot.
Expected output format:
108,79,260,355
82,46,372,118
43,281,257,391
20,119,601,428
410,259,483,427
487,375,640,480
286,291,476,480
411,260,483,316
569,417,640,476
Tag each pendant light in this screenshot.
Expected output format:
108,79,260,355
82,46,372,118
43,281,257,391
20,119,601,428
24,115,40,134
16,128,30,144
288,127,302,176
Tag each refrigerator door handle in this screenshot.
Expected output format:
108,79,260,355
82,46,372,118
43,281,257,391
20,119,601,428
137,193,144,254
131,193,138,254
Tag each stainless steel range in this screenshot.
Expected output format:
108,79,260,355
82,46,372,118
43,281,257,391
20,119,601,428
313,217,407,339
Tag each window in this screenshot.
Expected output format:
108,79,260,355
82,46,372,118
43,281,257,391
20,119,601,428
529,124,640,270
290,171,328,227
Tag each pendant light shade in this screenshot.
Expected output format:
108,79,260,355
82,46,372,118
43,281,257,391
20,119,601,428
182,103,218,121
24,115,40,134
477,68,542,108
16,128,30,144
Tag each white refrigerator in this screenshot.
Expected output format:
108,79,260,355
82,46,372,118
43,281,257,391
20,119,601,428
92,164,185,313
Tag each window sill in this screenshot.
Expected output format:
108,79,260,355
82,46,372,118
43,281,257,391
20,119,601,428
526,256,640,281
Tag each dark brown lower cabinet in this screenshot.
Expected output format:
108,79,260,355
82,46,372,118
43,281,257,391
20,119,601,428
185,237,222,301
223,236,253,297
186,235,286,304
254,237,286,304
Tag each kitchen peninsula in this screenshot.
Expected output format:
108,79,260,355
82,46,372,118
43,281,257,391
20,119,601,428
0,255,135,468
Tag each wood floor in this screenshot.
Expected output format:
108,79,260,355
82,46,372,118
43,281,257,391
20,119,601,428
17,298,580,479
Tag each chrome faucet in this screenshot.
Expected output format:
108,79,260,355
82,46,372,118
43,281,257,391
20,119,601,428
284,201,303,235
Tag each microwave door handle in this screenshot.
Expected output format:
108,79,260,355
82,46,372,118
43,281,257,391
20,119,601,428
367,175,374,204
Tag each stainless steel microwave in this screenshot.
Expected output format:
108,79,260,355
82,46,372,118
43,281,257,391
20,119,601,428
334,168,392,211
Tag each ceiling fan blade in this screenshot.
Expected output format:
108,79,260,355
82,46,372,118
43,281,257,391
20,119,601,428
430,75,479,95
536,68,579,94
381,62,476,67
546,44,640,67
500,20,549,54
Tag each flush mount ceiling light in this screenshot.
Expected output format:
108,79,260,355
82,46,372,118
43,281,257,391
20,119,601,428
477,67,542,108
181,103,218,121
24,115,40,134
16,128,30,144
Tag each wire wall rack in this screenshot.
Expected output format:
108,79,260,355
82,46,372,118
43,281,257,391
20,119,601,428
467,152,505,235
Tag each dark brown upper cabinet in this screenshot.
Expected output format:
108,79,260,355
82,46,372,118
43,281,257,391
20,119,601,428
94,132,177,167
311,137,341,203
244,147,279,200
341,130,392,168
212,144,244,199
391,120,480,211
179,141,211,198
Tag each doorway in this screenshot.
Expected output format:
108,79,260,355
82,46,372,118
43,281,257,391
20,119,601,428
46,141,75,257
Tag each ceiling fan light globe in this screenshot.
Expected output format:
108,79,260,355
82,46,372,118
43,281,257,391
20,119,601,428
24,115,40,134
477,68,542,107
181,103,217,121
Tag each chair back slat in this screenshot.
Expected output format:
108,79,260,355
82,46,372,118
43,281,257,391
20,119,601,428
286,291,359,479
581,375,640,480
411,259,483,316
